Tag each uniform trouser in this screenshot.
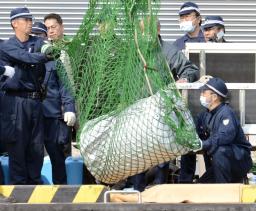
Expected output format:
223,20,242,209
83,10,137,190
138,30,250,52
0,95,44,184
131,172,147,192
199,146,252,183
153,162,170,184
130,162,170,192
179,153,212,183
179,154,196,183
44,118,71,184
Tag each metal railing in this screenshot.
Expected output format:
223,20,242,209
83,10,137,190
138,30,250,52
184,43,256,79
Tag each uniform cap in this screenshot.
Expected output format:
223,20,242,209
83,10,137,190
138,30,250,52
202,16,225,29
179,2,200,16
10,7,33,21
200,77,228,98
32,22,47,34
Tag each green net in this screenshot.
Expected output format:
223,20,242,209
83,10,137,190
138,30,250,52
55,0,201,184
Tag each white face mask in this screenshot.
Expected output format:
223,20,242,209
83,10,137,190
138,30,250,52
200,95,211,108
216,31,225,40
179,21,196,33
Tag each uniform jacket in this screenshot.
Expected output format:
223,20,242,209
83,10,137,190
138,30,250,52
0,36,48,91
197,103,252,155
173,29,205,50
43,61,75,118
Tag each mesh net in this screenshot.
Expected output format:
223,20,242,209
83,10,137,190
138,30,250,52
56,0,201,184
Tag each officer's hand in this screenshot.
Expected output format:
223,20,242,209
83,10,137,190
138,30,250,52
3,66,15,78
64,112,76,127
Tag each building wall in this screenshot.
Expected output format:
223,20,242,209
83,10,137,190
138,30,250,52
0,0,89,39
160,0,256,42
0,0,256,42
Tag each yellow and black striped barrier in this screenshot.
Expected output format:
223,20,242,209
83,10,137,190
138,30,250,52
241,185,256,203
0,185,108,203
1,184,256,203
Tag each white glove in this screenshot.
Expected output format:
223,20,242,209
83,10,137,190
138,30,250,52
41,42,53,55
198,75,213,83
193,139,203,153
64,112,76,127
3,66,15,78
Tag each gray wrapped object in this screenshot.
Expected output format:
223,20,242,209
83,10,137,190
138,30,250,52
80,89,200,184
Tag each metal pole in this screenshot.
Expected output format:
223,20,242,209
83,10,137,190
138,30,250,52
255,53,256,82
184,48,190,60
199,50,206,77
239,89,246,127
181,90,188,105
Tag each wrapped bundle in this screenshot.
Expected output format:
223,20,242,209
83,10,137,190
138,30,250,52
80,90,200,184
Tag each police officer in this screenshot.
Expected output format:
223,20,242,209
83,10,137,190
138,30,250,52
31,21,76,184
0,7,51,184
31,21,48,38
0,39,16,185
196,77,252,183
202,16,227,43
173,2,205,50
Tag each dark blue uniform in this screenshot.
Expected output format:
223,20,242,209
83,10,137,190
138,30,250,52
0,66,6,75
129,162,169,192
173,30,205,51
43,61,75,184
0,39,5,74
184,103,252,183
0,35,48,184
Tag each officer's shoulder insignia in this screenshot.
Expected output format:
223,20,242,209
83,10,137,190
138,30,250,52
223,119,230,126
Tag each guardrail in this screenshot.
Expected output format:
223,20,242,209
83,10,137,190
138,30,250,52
184,43,256,78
